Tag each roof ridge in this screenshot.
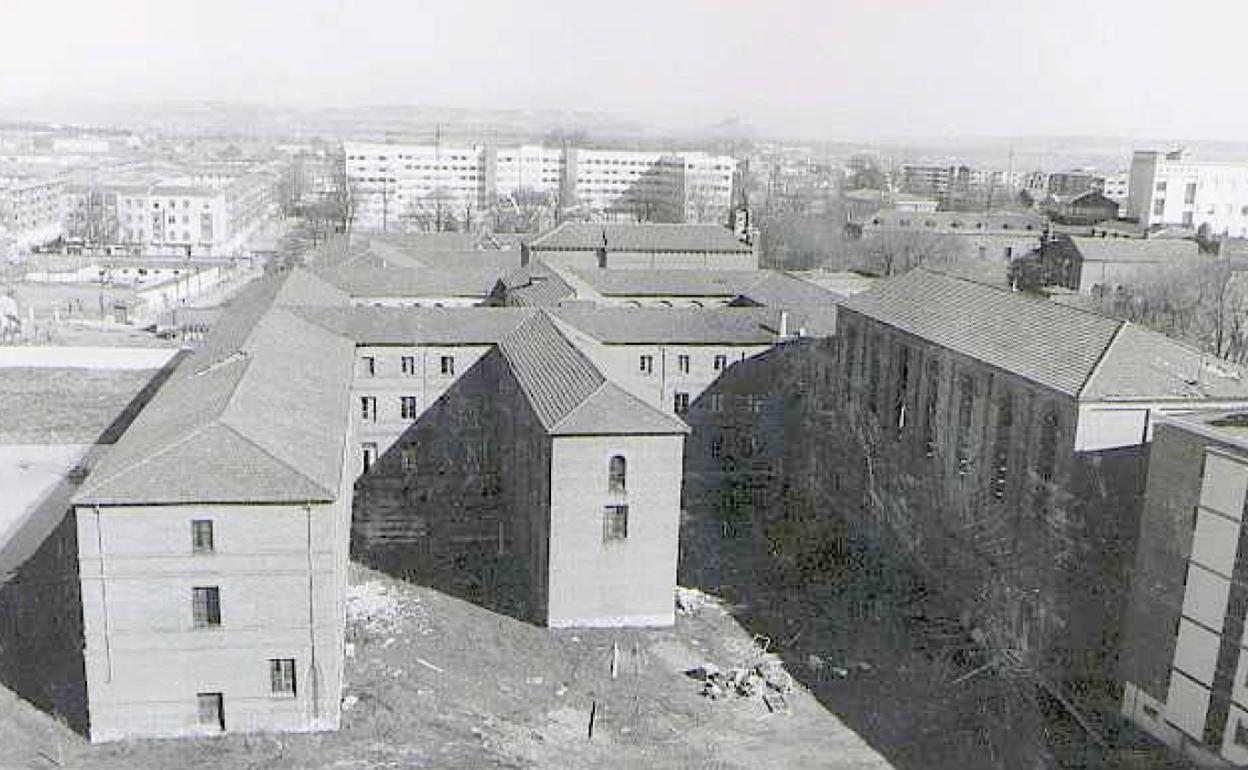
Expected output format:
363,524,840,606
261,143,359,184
914,266,1122,325
1076,319,1128,399
77,421,217,500
216,421,335,499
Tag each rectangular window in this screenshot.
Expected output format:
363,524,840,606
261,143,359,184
677,355,690,374
400,356,416,375
197,692,224,730
1155,181,1167,194
270,658,297,696
191,520,214,553
360,356,376,377
674,392,690,415
400,443,418,471
639,355,654,374
710,393,723,413
713,354,727,372
1182,211,1194,227
1185,182,1197,205
192,586,221,628
603,505,629,541
711,436,723,458
894,344,910,434
400,396,418,420
362,442,377,472
956,374,975,475
361,396,377,422
1236,719,1248,747
1153,199,1165,216
440,356,455,376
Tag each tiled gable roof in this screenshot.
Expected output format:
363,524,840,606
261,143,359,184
315,265,506,298
529,222,751,253
843,267,1248,401
291,306,535,345
76,304,354,505
1068,235,1200,263
552,307,777,345
496,312,688,436
497,261,576,307
842,268,1122,397
497,312,605,431
571,268,762,297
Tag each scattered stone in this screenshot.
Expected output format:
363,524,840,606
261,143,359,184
831,666,849,679
675,587,709,616
527,676,544,686
555,684,568,697
685,663,721,681
853,660,874,674
341,694,358,711
763,692,788,714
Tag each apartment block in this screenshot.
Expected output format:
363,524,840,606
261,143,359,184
1129,149,1248,236
63,164,280,258
343,142,735,231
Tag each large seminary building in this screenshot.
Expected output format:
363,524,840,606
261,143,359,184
0,229,838,742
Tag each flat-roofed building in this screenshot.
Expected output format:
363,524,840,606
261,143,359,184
1129,149,1248,236
343,142,735,232
1120,410,1248,767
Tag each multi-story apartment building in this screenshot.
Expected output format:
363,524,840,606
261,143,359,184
63,165,280,258
1129,149,1248,236
343,142,735,232
1121,410,1248,767
0,167,65,253
1047,171,1104,198
1102,171,1130,203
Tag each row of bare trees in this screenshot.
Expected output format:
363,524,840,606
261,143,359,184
1092,260,1248,364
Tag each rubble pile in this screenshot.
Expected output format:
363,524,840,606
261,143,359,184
685,658,793,711
346,579,431,636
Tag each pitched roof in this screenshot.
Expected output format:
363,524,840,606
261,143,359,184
273,268,351,307
730,272,841,337
315,265,506,298
529,222,752,253
841,268,1123,397
866,210,1045,232
1068,235,1200,263
76,306,354,505
843,267,1248,401
572,268,762,297
552,307,777,345
497,261,576,307
291,306,535,345
496,312,687,436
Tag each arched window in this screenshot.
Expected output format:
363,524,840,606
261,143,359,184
609,456,626,494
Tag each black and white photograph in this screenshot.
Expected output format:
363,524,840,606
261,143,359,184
1,1,1245,767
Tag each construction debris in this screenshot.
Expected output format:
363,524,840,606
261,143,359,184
686,660,793,704
675,586,712,616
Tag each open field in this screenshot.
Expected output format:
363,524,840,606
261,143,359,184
0,564,893,770
0,367,162,444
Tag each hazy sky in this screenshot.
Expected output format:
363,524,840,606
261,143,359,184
2,0,1246,141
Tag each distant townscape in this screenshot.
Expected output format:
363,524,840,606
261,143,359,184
8,117,1248,769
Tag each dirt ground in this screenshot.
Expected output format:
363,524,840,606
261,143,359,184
675,509,1188,770
0,564,893,770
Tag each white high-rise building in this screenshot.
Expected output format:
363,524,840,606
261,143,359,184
1128,150,1248,236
